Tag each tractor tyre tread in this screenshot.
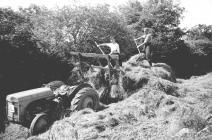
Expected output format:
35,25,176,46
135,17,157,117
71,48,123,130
71,87,99,111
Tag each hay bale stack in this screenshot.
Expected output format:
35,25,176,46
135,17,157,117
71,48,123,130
124,54,176,83
121,54,176,95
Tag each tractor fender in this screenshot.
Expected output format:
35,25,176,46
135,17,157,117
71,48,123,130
68,83,92,101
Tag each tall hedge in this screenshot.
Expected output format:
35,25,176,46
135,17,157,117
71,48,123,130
0,8,73,132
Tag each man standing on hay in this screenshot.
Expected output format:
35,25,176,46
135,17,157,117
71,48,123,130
135,27,153,66
97,36,124,101
97,36,121,67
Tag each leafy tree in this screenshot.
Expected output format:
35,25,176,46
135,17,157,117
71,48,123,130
19,5,65,53
118,0,200,77
119,0,185,59
186,24,212,40
184,24,212,76
20,4,133,60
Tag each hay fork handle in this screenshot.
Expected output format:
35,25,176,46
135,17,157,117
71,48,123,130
95,42,105,55
134,39,141,54
94,41,113,67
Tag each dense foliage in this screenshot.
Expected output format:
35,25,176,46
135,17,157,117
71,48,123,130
19,4,134,59
118,0,212,78
186,24,212,40
0,8,73,132
0,8,73,92
184,24,212,76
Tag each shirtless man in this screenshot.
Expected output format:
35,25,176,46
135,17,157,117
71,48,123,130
135,28,153,66
97,36,121,66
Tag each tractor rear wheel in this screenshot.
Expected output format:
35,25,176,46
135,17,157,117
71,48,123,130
29,113,49,135
71,87,99,111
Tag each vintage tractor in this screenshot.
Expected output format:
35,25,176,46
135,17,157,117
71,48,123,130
6,52,121,135
6,82,99,135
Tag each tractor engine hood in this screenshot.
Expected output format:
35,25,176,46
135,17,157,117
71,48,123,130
6,87,54,102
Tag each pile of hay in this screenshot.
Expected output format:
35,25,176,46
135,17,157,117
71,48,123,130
37,72,212,140
123,54,176,83
121,54,176,96
0,124,29,140
85,54,177,102
1,54,212,140
35,55,212,140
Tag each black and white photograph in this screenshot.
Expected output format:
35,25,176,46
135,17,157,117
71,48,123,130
0,0,212,139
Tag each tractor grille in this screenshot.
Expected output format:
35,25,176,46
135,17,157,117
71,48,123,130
7,102,19,122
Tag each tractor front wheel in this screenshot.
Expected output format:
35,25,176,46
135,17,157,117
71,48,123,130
29,113,49,135
71,87,99,111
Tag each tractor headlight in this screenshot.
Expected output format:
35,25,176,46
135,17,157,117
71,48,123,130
8,102,18,117
8,102,15,113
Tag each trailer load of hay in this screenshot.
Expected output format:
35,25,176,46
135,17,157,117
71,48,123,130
86,54,176,100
